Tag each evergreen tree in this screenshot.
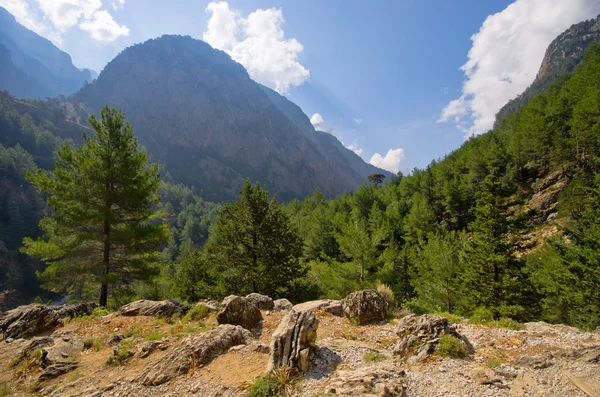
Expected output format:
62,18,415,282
176,250,213,302
21,105,168,306
206,180,304,297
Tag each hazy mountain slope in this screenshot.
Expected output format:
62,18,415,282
73,35,370,202
494,14,600,127
258,83,392,180
0,7,94,98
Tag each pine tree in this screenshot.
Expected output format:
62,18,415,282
206,180,304,297
21,105,168,306
176,250,213,302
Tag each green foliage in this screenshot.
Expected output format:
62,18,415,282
182,304,208,323
437,335,469,358
0,381,10,397
246,368,298,397
483,358,505,368
206,180,305,298
376,283,395,310
21,105,168,306
83,337,105,351
175,250,215,302
106,339,135,366
494,318,523,330
433,312,464,324
363,350,388,362
469,307,494,324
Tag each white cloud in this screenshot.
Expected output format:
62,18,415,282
0,0,129,44
439,0,600,138
111,0,125,11
310,113,364,156
203,1,309,93
369,148,405,174
353,118,362,126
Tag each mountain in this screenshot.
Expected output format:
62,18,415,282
258,83,391,181
494,14,600,127
73,35,383,202
0,7,94,99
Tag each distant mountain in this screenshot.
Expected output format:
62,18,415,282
0,7,93,99
258,84,391,181
73,35,383,201
495,14,600,127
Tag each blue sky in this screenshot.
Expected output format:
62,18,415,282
3,0,600,173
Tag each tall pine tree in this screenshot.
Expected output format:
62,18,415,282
22,105,168,306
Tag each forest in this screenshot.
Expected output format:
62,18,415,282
2,43,600,331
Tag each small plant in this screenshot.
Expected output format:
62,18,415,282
142,330,166,341
183,304,208,323
65,307,111,324
0,381,11,397
433,311,464,324
246,367,299,397
376,284,395,310
26,381,41,393
483,358,505,368
469,307,494,325
106,339,135,366
84,337,105,351
494,318,523,330
437,335,468,358
125,325,142,338
363,350,388,363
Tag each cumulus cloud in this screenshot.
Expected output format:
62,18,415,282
0,0,129,45
203,1,309,93
369,148,405,174
111,0,125,11
310,113,364,156
439,0,600,137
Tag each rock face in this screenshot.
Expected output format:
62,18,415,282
216,295,262,330
54,302,98,319
245,293,274,310
39,361,78,381
293,299,343,316
268,309,318,372
324,366,407,396
273,298,293,312
341,290,388,325
120,300,187,317
393,314,474,361
43,336,85,363
137,324,253,386
0,304,59,339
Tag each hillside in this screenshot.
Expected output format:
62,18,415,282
0,7,94,99
72,35,384,202
494,14,600,127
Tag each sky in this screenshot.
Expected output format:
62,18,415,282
2,0,600,174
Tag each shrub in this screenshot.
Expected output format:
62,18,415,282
494,318,523,330
363,350,388,363
246,368,298,397
376,284,395,310
106,339,135,366
0,381,10,397
437,335,468,358
483,358,505,368
83,337,105,351
432,311,464,324
183,304,208,323
470,307,494,324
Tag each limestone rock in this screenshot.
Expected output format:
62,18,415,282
268,309,318,372
393,314,474,360
137,324,253,386
341,290,388,325
120,299,188,317
273,298,293,312
216,295,262,330
325,366,407,396
0,304,59,339
245,293,274,310
39,361,78,381
293,299,343,316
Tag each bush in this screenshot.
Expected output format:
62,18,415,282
494,318,523,330
246,368,298,397
83,337,104,351
376,284,395,310
432,311,464,324
106,339,135,366
363,350,388,362
183,304,208,323
470,307,494,324
483,358,505,368
437,335,468,358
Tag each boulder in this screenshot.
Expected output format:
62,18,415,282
273,298,293,312
39,361,78,381
0,304,59,339
20,336,55,359
138,340,167,358
393,314,474,361
245,293,274,310
137,324,253,385
53,302,98,319
43,337,85,363
293,299,343,316
268,309,318,372
325,366,407,396
216,295,262,330
120,300,188,317
341,290,388,325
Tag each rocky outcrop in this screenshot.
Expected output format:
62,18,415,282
216,295,262,330
268,309,318,372
54,302,98,320
324,366,407,396
245,293,274,310
393,314,474,361
0,304,59,339
120,300,188,317
43,336,85,363
137,324,253,386
341,290,388,325
293,299,343,316
39,361,78,381
273,298,293,312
